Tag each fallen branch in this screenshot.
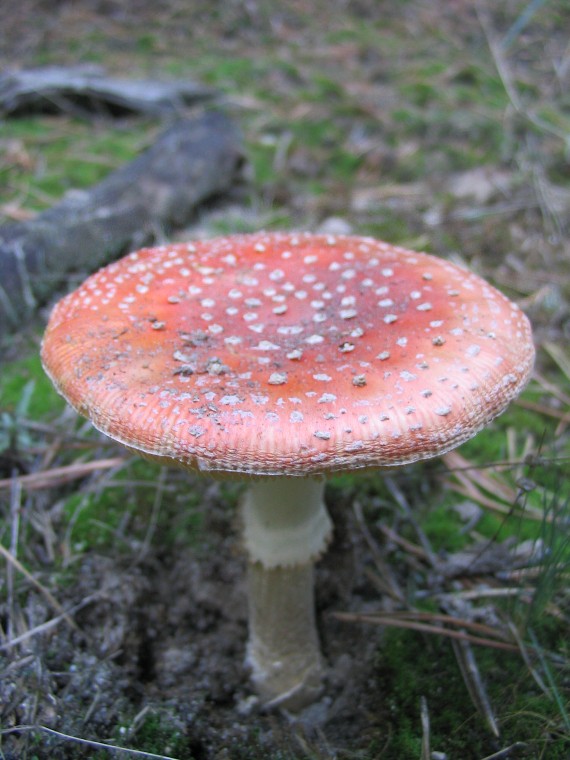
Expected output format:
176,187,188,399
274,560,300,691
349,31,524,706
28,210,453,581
0,65,217,117
0,110,243,339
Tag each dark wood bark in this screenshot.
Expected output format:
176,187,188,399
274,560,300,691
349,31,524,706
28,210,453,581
0,111,244,340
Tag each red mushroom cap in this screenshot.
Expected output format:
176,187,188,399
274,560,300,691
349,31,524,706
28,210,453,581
41,232,535,476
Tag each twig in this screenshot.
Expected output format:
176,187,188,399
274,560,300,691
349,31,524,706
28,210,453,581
376,523,430,562
0,456,126,491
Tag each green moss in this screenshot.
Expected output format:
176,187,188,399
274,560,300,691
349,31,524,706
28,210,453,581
360,218,415,244
290,118,339,148
61,460,203,554
422,502,468,552
0,353,64,419
197,56,265,90
118,712,193,759
376,627,570,759
398,81,440,108
135,34,158,54
248,140,279,186
307,73,345,101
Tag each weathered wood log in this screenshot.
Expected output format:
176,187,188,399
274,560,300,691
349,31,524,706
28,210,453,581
0,65,217,117
0,111,243,340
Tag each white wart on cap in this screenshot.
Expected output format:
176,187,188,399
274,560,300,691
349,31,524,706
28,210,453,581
41,232,535,476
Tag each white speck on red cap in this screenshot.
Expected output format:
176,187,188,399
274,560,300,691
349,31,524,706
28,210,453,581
41,232,535,477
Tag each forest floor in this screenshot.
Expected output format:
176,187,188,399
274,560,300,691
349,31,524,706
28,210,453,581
0,1,569,758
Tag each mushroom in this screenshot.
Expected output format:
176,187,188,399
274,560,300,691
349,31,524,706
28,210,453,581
41,232,535,710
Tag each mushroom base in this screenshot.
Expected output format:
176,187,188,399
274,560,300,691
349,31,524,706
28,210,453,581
246,561,323,711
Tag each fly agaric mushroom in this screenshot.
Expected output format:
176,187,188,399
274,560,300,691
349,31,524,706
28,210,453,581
41,232,534,710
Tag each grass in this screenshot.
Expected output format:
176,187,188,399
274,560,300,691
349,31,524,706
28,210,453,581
1,0,569,757
0,118,153,222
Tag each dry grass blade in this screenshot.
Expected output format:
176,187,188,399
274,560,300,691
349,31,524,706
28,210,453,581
476,2,569,145
437,587,535,601
353,499,406,602
507,621,550,697
478,743,529,760
441,452,547,522
385,476,438,566
363,610,512,641
451,635,500,737
6,475,21,641
533,370,570,407
292,723,336,760
528,629,570,732
135,465,167,563
0,724,182,759
443,451,516,501
515,398,570,425
0,456,126,491
442,480,519,518
542,342,570,382
420,695,431,760
0,594,99,652
0,543,79,632
332,611,519,652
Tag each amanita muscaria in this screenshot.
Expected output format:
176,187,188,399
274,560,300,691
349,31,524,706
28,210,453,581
41,232,534,709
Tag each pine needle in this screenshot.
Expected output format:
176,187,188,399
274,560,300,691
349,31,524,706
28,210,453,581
332,611,519,652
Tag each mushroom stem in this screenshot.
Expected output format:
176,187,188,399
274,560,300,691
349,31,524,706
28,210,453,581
246,561,322,710
241,476,332,709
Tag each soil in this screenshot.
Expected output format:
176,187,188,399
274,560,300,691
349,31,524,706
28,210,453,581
1,477,390,759
0,0,568,758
